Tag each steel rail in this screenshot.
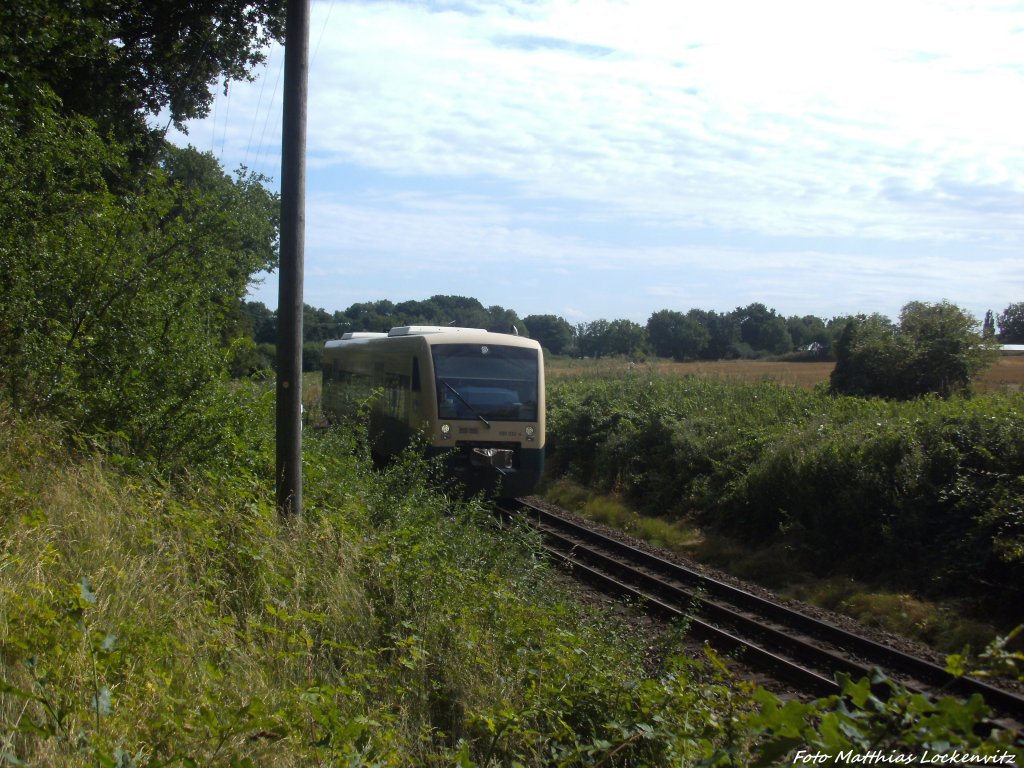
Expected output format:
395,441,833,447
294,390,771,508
535,533,843,696
500,499,1024,722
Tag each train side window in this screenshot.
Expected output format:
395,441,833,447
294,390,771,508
411,357,421,392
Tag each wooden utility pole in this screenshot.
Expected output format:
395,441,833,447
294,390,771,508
276,0,309,517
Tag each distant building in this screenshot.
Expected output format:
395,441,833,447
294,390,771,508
1000,344,1024,355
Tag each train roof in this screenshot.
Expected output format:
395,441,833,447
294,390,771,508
325,326,538,349
387,326,486,336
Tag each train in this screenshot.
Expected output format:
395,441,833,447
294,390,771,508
322,326,545,498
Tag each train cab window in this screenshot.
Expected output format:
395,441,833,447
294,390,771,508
431,344,538,422
411,357,421,392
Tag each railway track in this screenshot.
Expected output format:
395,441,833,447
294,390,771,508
497,498,1024,726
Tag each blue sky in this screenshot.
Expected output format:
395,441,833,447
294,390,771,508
166,0,1024,326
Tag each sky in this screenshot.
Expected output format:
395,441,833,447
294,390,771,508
165,0,1024,327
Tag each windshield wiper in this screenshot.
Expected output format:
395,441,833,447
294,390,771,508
443,381,491,428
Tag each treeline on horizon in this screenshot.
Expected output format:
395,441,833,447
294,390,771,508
233,294,1024,376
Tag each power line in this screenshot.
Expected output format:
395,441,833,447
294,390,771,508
219,80,231,161
244,52,274,171
255,51,285,175
311,0,338,64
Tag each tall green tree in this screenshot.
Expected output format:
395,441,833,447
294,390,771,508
997,302,1024,343
829,314,907,398
786,314,831,354
686,309,739,360
1,0,287,145
733,302,792,356
605,319,648,357
0,103,278,460
982,310,996,340
899,301,997,397
576,320,610,358
0,0,283,466
341,300,398,333
523,314,574,355
416,295,490,328
486,305,524,335
304,304,338,343
242,301,277,344
646,309,709,361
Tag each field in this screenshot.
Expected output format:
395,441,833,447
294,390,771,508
550,354,1024,393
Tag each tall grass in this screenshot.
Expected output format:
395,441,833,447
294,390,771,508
3,396,1019,765
0,402,751,766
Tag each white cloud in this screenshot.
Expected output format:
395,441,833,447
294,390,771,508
288,0,1024,241
170,0,1024,322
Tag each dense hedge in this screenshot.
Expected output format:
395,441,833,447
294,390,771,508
546,372,1024,612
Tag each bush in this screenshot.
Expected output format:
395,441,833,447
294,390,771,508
830,302,998,399
546,371,1024,615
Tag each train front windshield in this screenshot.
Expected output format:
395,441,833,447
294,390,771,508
432,344,539,422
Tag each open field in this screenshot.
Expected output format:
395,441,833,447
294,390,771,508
549,354,1024,393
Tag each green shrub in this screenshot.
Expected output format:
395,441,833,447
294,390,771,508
547,371,1024,616
830,303,998,399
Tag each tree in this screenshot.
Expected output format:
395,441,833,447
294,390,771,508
0,0,282,467
604,319,648,357
646,310,709,361
899,301,997,397
982,310,996,340
486,305,524,335
576,320,610,358
829,314,907,398
1,0,287,145
241,301,277,344
684,309,739,359
302,340,324,372
304,304,339,343
523,314,574,355
0,106,279,460
734,303,792,356
830,302,997,399
997,303,1024,343
787,314,831,354
341,300,397,333
415,295,490,328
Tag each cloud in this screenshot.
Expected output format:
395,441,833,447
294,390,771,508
284,184,1019,322
289,1,1024,242
169,0,1024,323
178,0,1024,243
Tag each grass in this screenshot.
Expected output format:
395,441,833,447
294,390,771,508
4,385,1020,764
0,402,755,766
542,478,701,552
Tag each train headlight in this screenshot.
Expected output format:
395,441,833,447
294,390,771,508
440,423,451,438
525,425,535,440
